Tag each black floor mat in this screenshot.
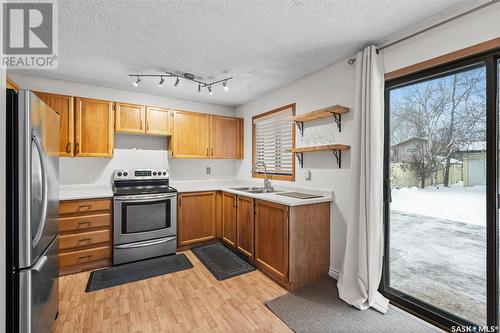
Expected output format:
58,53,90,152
85,253,193,292
191,242,255,280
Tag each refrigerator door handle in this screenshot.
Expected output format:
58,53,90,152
32,255,48,272
31,130,48,248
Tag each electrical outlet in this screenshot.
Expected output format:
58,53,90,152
206,167,211,175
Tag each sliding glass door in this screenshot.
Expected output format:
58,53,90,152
383,52,499,330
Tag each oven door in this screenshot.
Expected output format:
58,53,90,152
113,193,176,245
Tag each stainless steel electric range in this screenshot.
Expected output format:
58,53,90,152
112,168,177,265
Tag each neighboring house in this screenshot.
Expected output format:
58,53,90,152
390,138,427,163
459,141,486,186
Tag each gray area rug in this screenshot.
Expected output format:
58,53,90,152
86,254,193,292
191,242,255,280
266,277,441,333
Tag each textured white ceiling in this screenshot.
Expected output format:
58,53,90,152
14,0,468,106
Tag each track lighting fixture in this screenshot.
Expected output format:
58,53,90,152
133,76,141,87
157,76,164,87
128,72,233,95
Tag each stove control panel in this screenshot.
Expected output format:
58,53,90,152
113,168,169,180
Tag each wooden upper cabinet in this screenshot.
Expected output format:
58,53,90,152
7,77,19,91
209,115,243,159
34,92,74,157
172,110,210,158
255,200,289,282
236,196,254,259
146,106,171,136
75,98,114,157
177,192,217,246
115,102,145,134
221,192,237,248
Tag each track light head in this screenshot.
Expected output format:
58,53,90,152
129,72,232,94
133,76,141,87
157,76,164,87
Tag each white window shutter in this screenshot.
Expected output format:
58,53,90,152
253,107,294,175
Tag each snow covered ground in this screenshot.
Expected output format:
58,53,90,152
391,182,486,226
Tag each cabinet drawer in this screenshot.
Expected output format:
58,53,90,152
58,213,111,233
60,229,111,250
59,198,111,215
59,246,111,268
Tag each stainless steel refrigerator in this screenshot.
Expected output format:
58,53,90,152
6,89,60,333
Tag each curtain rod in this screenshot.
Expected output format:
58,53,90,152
348,0,499,64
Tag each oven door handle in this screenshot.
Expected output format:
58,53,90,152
114,236,177,249
114,194,176,202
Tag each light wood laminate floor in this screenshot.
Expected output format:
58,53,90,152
53,251,292,333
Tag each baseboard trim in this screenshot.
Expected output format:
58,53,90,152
328,267,340,280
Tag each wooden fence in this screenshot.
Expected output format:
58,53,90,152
390,163,463,189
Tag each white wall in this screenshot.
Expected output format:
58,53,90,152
8,73,238,184
235,60,356,273
60,135,236,184
235,2,500,274
383,1,500,73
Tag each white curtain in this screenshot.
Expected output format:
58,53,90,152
337,45,389,314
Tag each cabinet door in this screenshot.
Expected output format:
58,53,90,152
209,115,243,159
172,110,209,158
221,192,237,248
255,200,288,281
35,92,74,156
236,196,254,259
146,106,171,136
177,192,216,246
115,102,145,134
75,98,114,157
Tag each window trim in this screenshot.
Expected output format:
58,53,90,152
252,103,296,181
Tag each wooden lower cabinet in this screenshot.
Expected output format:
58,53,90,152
177,191,217,246
255,200,289,283
176,190,330,291
221,192,237,247
236,196,254,259
58,198,112,276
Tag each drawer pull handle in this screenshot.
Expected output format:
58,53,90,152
77,221,91,228
78,255,92,262
78,238,91,244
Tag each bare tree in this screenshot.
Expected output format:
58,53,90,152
391,67,486,188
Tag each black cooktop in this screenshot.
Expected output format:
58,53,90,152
113,179,177,196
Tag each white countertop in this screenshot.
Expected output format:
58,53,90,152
59,183,113,201
59,179,333,206
171,179,333,207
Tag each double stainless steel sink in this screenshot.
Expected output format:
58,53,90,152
229,187,283,194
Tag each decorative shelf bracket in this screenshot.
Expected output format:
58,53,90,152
295,121,304,137
290,144,349,169
331,113,342,132
332,150,342,168
296,152,304,168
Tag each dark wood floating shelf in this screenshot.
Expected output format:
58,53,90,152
287,144,351,168
293,105,349,135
